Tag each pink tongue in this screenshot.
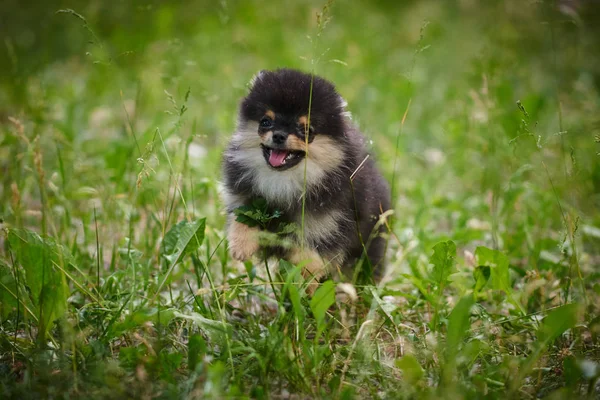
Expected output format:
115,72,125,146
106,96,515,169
269,149,289,167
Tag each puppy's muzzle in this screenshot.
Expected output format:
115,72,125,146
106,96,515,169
260,130,306,170
271,131,288,146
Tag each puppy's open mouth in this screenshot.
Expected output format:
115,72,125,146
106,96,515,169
261,145,306,170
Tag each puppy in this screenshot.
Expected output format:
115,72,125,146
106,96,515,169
222,69,390,285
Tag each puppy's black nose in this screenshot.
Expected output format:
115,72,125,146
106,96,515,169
272,132,287,144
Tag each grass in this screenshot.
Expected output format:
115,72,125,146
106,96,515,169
1,0,600,398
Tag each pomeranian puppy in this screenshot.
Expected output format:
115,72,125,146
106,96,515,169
222,69,390,285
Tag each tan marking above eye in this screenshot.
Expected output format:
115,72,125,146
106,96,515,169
297,115,313,135
265,110,275,120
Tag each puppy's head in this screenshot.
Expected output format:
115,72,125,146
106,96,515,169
228,69,349,205
237,69,347,170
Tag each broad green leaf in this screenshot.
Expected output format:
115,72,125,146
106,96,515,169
7,229,71,341
475,247,525,314
188,334,207,371
244,259,256,282
562,356,580,388
174,311,230,344
370,287,396,323
396,354,424,385
0,260,19,319
310,280,335,329
233,206,261,227
537,303,580,345
233,197,283,228
445,294,475,364
281,260,305,323
475,247,509,292
473,265,491,293
288,285,304,323
158,350,184,383
156,218,205,295
401,273,434,303
108,307,176,338
430,241,456,286
160,218,206,265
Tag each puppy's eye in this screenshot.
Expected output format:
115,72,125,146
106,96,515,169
299,125,314,135
260,118,273,128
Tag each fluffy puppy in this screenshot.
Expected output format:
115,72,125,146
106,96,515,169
222,69,390,284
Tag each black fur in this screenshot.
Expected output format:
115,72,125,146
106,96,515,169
223,68,391,280
240,69,345,137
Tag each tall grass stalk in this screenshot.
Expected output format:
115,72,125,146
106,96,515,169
546,5,586,306
300,1,332,250
93,206,101,297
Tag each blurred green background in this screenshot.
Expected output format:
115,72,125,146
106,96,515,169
1,0,600,397
2,0,599,249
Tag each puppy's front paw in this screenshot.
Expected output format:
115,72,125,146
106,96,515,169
228,220,260,261
290,248,329,295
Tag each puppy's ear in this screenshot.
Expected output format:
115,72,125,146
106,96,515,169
247,70,267,91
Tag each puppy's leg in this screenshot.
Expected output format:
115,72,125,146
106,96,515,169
228,220,260,261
